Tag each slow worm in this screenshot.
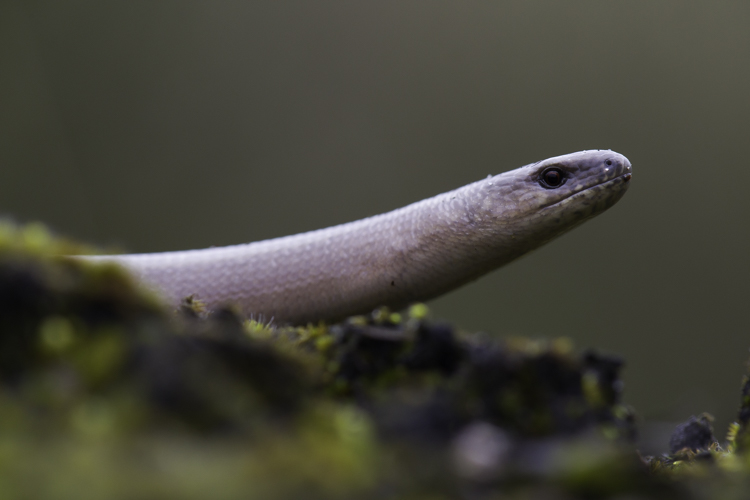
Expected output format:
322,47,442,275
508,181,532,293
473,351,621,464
84,150,631,324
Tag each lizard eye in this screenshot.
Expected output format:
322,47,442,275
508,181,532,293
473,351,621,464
539,168,565,189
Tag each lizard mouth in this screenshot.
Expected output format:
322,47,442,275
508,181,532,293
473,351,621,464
541,172,631,211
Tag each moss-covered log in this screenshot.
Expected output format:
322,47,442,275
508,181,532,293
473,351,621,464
0,222,748,499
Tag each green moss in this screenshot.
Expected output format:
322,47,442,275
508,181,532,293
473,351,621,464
2,221,750,499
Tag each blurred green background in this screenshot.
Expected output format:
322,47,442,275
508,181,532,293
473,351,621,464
2,1,749,448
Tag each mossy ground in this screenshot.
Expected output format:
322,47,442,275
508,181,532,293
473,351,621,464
0,222,749,499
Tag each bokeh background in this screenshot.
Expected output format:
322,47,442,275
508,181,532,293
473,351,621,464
2,1,749,450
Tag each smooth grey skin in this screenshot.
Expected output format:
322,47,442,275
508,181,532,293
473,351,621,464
83,150,632,324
